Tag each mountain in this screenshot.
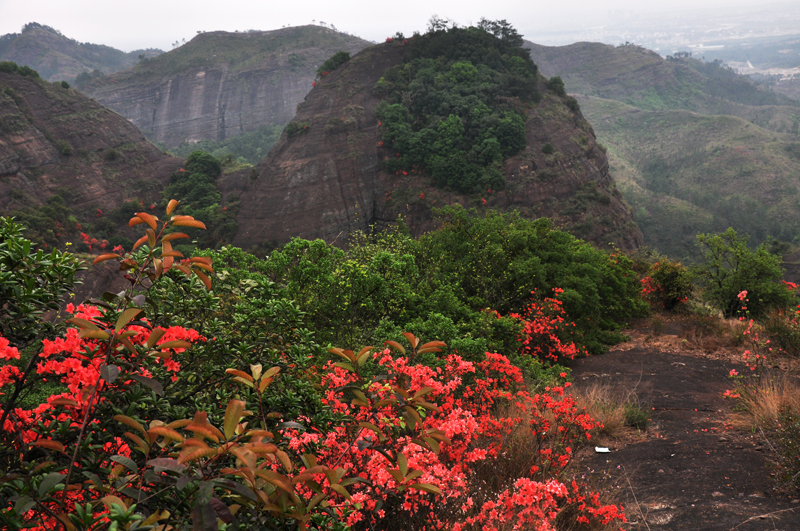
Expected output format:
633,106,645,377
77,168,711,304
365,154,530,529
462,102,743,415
525,41,800,133
81,26,373,148
525,40,800,259
0,64,180,247
0,23,161,83
222,28,642,252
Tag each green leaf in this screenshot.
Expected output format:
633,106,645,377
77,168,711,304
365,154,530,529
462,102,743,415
130,375,163,396
79,329,110,340
223,400,246,440
333,362,355,372
100,364,120,384
192,501,217,531
115,308,143,331
329,483,351,500
146,328,166,348
67,317,99,330
111,455,139,473
397,452,408,477
158,340,191,350
407,483,442,495
13,495,35,515
38,472,64,497
147,458,187,473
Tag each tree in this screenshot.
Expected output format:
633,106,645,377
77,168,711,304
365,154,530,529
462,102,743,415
477,18,524,48
693,228,793,318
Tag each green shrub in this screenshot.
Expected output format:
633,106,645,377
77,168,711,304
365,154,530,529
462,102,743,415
316,50,350,76
541,143,554,154
0,61,18,73
285,121,310,138
0,217,84,346
17,65,40,78
693,228,793,318
373,23,539,194
565,96,580,112
623,403,650,430
547,76,566,97
643,259,693,311
55,140,73,156
764,312,800,356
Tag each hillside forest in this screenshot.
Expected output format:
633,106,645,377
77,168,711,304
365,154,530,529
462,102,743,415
1,19,800,531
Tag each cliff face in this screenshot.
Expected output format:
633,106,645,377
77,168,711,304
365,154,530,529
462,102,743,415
0,71,179,214
82,26,372,147
226,40,643,251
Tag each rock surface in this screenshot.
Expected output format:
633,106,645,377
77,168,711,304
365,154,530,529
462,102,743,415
82,26,372,147
570,320,800,530
0,71,179,214
225,39,643,251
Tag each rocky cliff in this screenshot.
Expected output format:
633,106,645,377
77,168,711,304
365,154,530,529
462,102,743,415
0,70,179,217
82,26,372,147
0,23,160,82
225,38,643,251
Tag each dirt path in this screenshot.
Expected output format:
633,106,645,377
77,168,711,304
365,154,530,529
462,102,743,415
570,337,800,530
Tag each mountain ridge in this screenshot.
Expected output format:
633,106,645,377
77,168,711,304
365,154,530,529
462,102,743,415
81,26,373,147
0,22,161,83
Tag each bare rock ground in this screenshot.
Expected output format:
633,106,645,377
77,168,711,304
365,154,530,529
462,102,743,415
569,321,800,530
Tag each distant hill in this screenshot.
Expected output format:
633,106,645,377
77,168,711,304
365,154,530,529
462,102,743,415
0,64,179,248
223,27,642,252
525,41,800,133
526,40,800,260
0,22,161,83
81,26,373,147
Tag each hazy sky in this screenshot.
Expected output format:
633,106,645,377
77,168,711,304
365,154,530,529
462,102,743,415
0,0,789,51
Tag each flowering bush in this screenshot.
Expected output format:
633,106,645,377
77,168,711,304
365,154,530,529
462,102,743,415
510,289,584,363
0,202,213,530
1,203,627,530
640,259,692,311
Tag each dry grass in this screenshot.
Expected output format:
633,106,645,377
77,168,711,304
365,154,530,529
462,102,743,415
572,380,650,436
731,373,800,430
677,313,745,353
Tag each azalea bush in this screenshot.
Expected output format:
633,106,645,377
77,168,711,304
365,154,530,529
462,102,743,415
0,202,214,530
0,202,630,530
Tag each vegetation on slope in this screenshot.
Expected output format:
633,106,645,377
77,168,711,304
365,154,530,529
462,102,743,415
88,25,368,85
0,197,645,528
580,95,800,259
167,123,283,165
0,22,160,82
375,21,542,193
526,40,800,260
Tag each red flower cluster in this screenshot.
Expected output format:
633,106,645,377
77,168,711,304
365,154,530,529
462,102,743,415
510,289,583,362
0,304,204,526
282,341,620,529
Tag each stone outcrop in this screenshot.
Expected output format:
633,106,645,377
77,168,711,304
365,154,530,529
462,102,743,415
0,71,179,214
82,26,372,147
225,40,643,251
